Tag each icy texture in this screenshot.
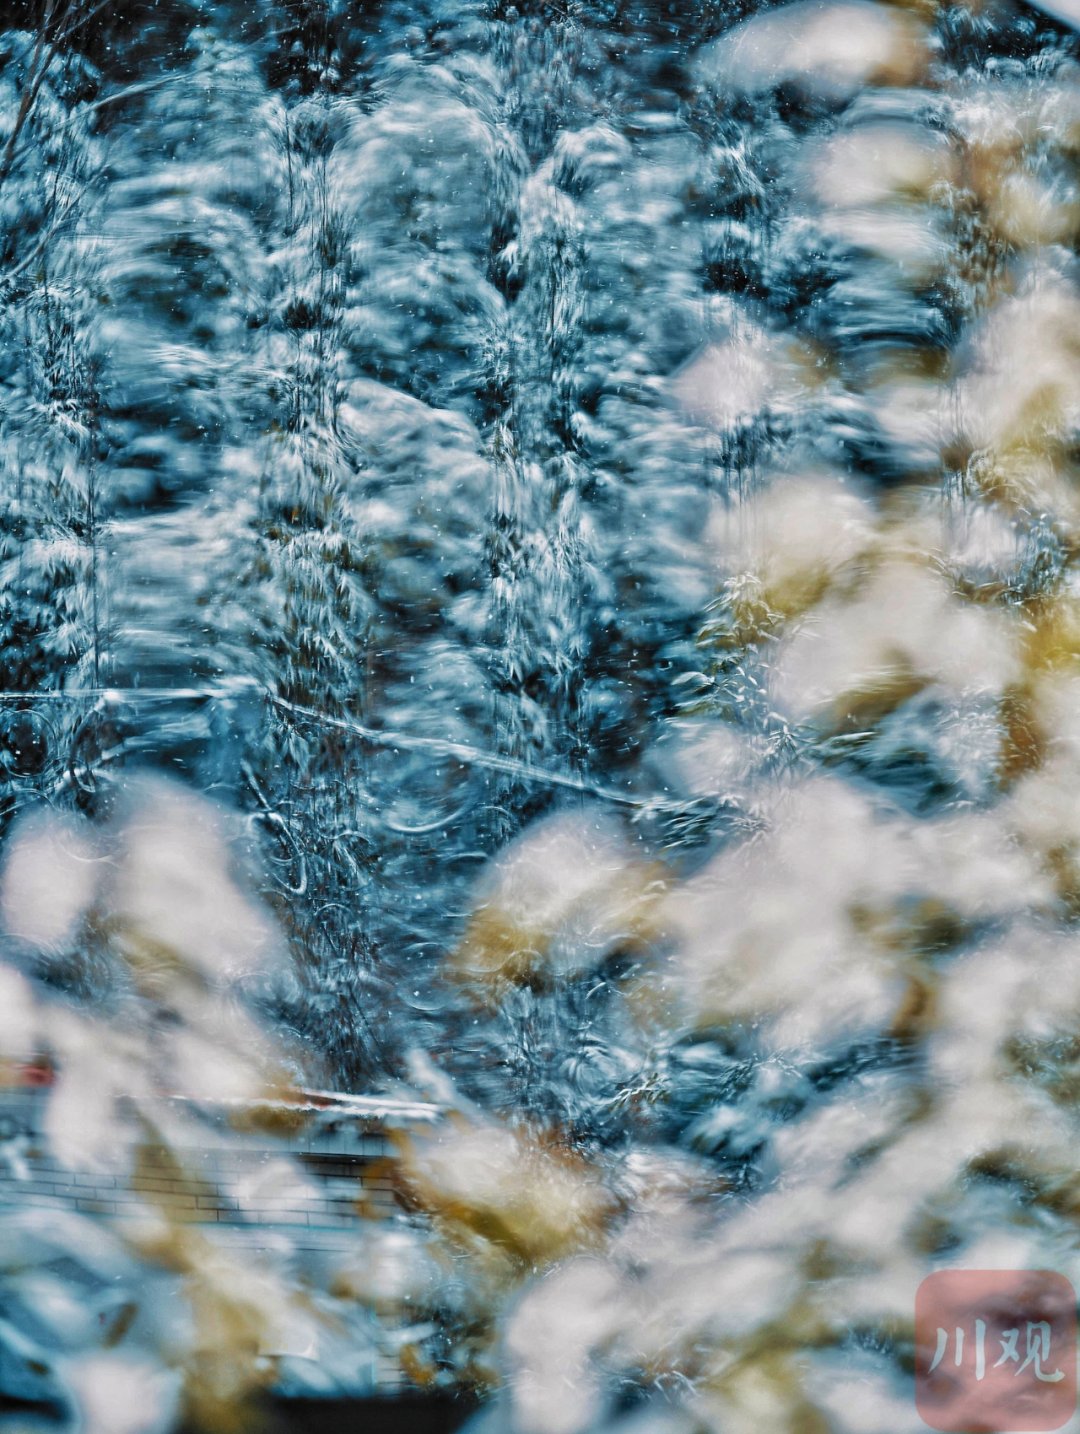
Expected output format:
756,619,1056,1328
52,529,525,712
0,0,1080,1430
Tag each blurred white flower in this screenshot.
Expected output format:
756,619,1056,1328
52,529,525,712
710,472,876,630
697,1,929,102
0,811,99,953
504,1260,624,1434
0,964,36,1061
956,277,1080,458
673,324,808,433
110,777,282,989
773,560,1021,730
66,1355,181,1434
451,812,665,997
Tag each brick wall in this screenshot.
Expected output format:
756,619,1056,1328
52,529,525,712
0,1086,434,1239
0,1086,444,1391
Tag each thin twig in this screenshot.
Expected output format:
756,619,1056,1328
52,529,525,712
269,693,645,808
0,0,68,192
0,687,752,827
0,687,258,702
